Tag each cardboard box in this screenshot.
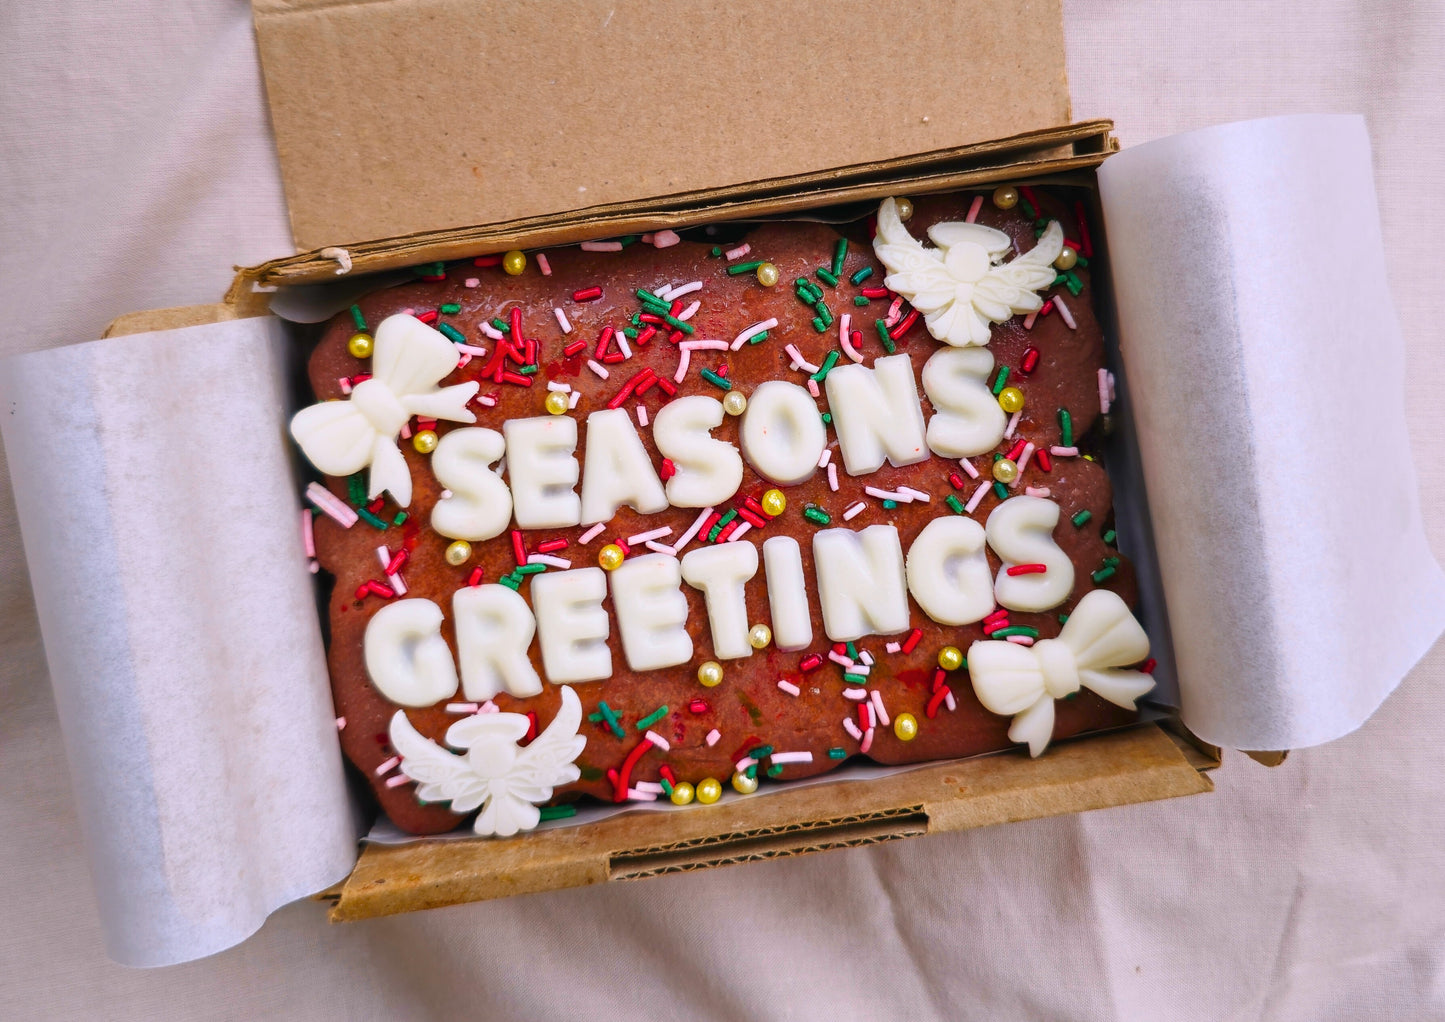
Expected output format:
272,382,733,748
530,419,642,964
107,0,1222,923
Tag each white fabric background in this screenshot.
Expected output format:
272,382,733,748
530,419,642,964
3,1,1443,1017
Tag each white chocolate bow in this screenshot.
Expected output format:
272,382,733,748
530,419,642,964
290,313,479,507
968,589,1155,757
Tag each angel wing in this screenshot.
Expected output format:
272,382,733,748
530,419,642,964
388,710,491,813
971,219,1065,319
873,197,958,316
509,685,587,803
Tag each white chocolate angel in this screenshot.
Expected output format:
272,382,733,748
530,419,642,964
872,197,1064,347
290,313,479,507
967,589,1155,757
388,685,587,837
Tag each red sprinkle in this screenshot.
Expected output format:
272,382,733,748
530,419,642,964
1041,298,1055,317
926,685,950,719
688,699,710,714
744,495,769,518
612,736,655,802
833,643,848,656
851,329,863,351
659,764,678,785
1036,450,1052,473
416,309,439,325
799,653,824,673
500,371,533,386
472,254,502,267
932,668,948,692
366,579,396,599
594,326,615,359
858,703,872,731
901,628,923,654
888,308,919,341
1075,200,1094,257
860,286,889,299
1018,185,1041,215
1021,348,1040,374
563,338,588,357
572,286,603,302
948,472,965,489
511,530,527,565
984,608,1010,625
659,458,676,481
654,377,678,397
638,313,666,325
467,567,485,587
614,538,631,556
636,326,658,346
385,549,408,575
536,538,568,554
601,352,627,364
1005,439,1027,462
737,507,767,528
1142,658,1157,674
607,368,654,410
1006,563,1048,576
667,329,684,345
523,711,538,743
367,497,385,514
635,373,659,396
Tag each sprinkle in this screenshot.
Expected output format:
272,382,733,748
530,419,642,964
533,253,551,275
673,506,714,555
945,494,965,514
888,308,919,341
850,266,874,285
724,243,752,261
373,755,401,777
527,553,572,570
827,463,839,492
572,286,603,302
843,500,866,521
706,729,721,746
1025,486,1052,497
860,286,889,299
965,195,984,222
553,308,572,334
1023,310,1039,330
859,727,875,754
800,653,824,672
1004,409,1022,440
578,523,606,545
446,702,480,714
1058,408,1074,447
1072,509,1093,527
645,729,671,752
700,367,731,391
869,690,890,727
806,379,821,398
926,686,950,719
810,350,841,382
649,230,680,249
628,526,673,545
1092,565,1117,583
581,240,624,252
816,267,840,288
1050,446,1079,458
785,343,821,373
777,680,801,697
843,688,869,701
335,717,346,730
1097,367,1112,414
727,260,764,275
732,318,778,350
677,300,701,323
874,318,897,354
305,482,358,528
963,480,990,514
842,718,863,741
1016,442,1036,479
803,505,831,525
902,628,923,654
384,774,412,789
1006,564,1049,577
829,650,855,669
727,521,752,542
1055,296,1078,330
587,359,609,379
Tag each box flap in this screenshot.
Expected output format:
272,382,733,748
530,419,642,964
253,0,1071,251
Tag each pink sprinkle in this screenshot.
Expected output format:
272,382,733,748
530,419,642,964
335,716,346,730
869,690,890,727
645,541,676,555
843,501,866,521
636,404,648,428
843,717,863,741
579,523,607,544
1004,409,1021,439
785,344,820,373
338,377,352,395
652,230,681,249
385,774,411,789
966,195,983,223
399,421,412,440
897,486,930,503
885,642,901,654
456,343,488,357
1055,296,1078,330
1098,367,1111,414
478,701,500,714
818,449,832,468
1051,446,1079,457
581,240,623,252
1025,486,1052,498
527,553,572,569
677,300,701,322
1015,442,1036,481
645,730,671,752
777,680,801,697
446,702,479,714
587,359,609,379
479,321,505,341
839,313,862,362
628,526,673,545
807,378,821,398
860,727,875,754
302,509,316,558
829,651,854,668
672,506,714,555
536,253,552,275
464,277,480,287
828,463,839,492
706,729,721,746
305,482,358,528
843,688,869,701
724,243,751,260
885,296,903,327
731,318,777,350
374,756,400,777
944,691,957,712
1023,309,1039,330
667,281,703,300
1006,635,1036,646
770,751,813,765
475,393,498,408
627,788,658,802
554,308,572,333
727,521,752,542
673,348,691,382
735,756,758,773
959,458,979,480
965,480,992,514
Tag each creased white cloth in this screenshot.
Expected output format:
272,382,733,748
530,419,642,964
2,0,1445,1019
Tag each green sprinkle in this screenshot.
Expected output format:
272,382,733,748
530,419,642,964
716,508,738,529
1071,509,1093,527
437,322,466,344
631,312,643,326
1058,613,1070,625
439,302,461,315
1020,198,1037,220
832,238,848,276
1058,408,1073,447
711,246,723,257
811,350,841,382
664,314,695,335
619,235,640,247
636,705,668,730
623,326,639,339
993,481,1009,500
515,563,546,575
812,317,826,332
828,747,847,760
946,494,965,514
882,499,898,510
820,412,832,425
700,367,732,391
538,804,577,821
850,265,873,286
415,261,445,277
1103,529,1117,545
356,507,388,531
1104,555,1121,567
846,642,859,660
490,317,509,333
518,363,538,375
1053,273,1068,287
347,473,366,506
706,522,725,543
392,511,407,526
1092,565,1117,584
991,366,1010,395
660,778,674,797
795,278,824,302
842,673,868,686
727,260,764,275
814,302,833,327
990,625,1040,639
854,295,870,307
746,764,758,779
767,763,784,777
635,288,669,309
816,267,840,287
749,745,774,759
1075,256,1090,268
349,304,367,332
803,505,831,525
497,575,521,591
597,701,625,739
748,330,769,344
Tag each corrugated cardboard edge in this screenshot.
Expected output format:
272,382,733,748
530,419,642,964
321,723,1212,923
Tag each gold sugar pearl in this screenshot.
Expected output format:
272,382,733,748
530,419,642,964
697,660,724,688
998,386,1025,414
894,197,914,222
669,781,696,806
992,458,1019,485
755,262,780,287
748,623,772,650
723,390,748,416
760,488,787,517
937,646,964,672
545,391,570,415
597,544,625,571
1054,247,1078,271
347,332,374,359
731,771,759,794
695,777,723,804
502,249,527,275
412,429,439,454
993,186,1019,210
894,712,919,742
444,540,472,566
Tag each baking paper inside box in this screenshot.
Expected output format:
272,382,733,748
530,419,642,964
4,114,1441,966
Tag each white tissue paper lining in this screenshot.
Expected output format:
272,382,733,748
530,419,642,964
2,114,1440,966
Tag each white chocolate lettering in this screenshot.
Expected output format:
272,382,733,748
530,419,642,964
920,347,1008,458
503,416,580,529
430,427,513,541
762,535,813,650
905,516,995,625
652,395,743,507
739,380,827,485
452,584,543,699
824,353,929,475
681,541,759,660
812,524,910,641
531,567,612,683
609,553,693,670
580,408,668,524
986,496,1075,611
363,599,459,707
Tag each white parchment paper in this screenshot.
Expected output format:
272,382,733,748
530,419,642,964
0,318,359,967
1098,114,1445,749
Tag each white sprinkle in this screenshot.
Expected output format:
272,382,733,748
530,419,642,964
617,334,633,359
554,308,572,333
843,717,863,741
645,730,671,752
669,280,703,300
377,545,408,596
677,300,701,322
475,393,498,408
446,702,480,714
1015,442,1036,483
587,359,609,379
785,343,820,373
724,243,751,260
536,253,552,275
478,701,500,714
818,448,832,468
634,780,665,793
897,486,931,503
843,500,866,521
1006,635,1035,646
865,486,913,502
581,240,623,252
579,522,607,544
1051,445,1079,457
869,690,890,728
302,508,316,558
547,380,572,392
828,463,839,491
627,788,659,801
636,404,648,427
829,651,854,669
305,482,357,528
645,541,676,555
770,751,813,764
1025,486,1052,498
1098,366,1111,414
374,756,400,777
629,526,673,545
944,691,957,712
731,318,777,350
480,321,504,341
1004,409,1022,439
859,650,874,666
885,642,902,654
680,339,729,351
568,390,582,409
673,348,691,382
726,521,752,542
1055,295,1078,330
959,457,980,480
464,277,480,287
1023,309,1039,330
528,553,572,569
965,480,992,514
777,680,801,697
673,506,714,555
706,729,721,747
